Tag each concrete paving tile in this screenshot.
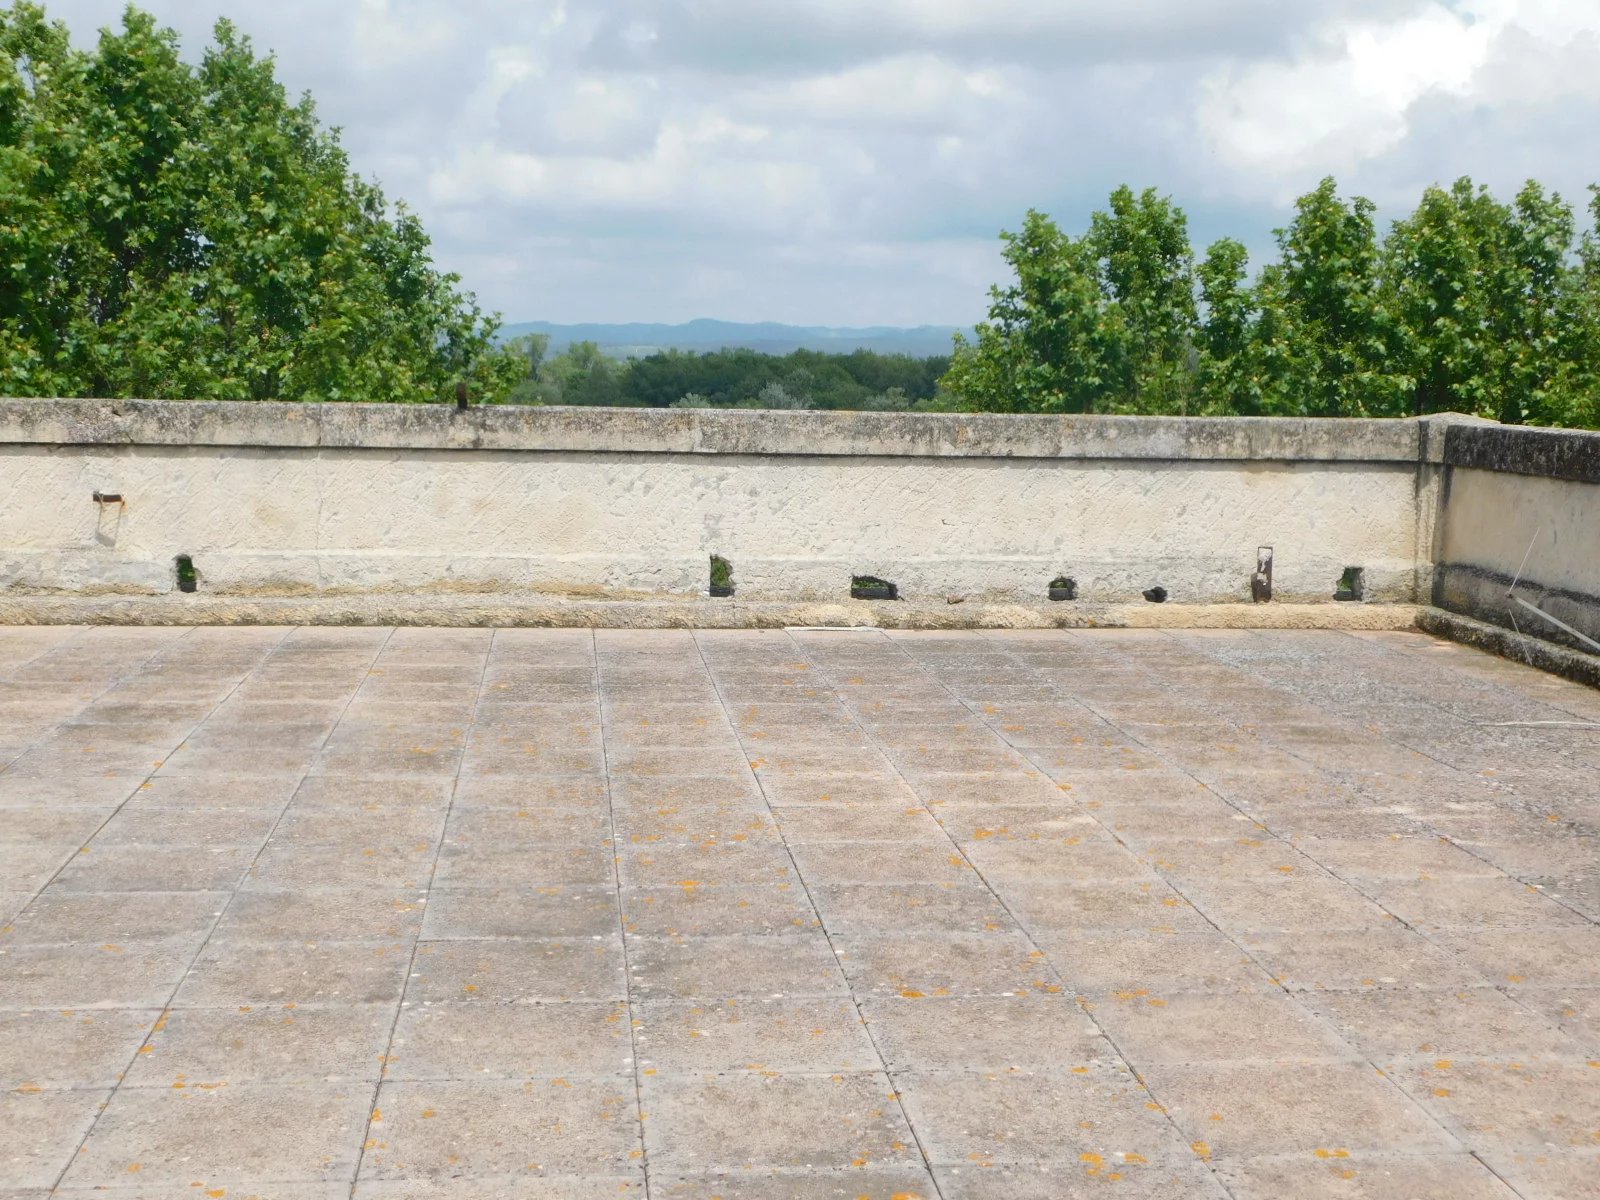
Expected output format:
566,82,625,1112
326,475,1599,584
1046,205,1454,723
355,1178,644,1198
432,844,612,889
389,1001,631,1080
641,1073,917,1172
91,806,280,847
211,888,425,944
1,1088,111,1188
275,804,449,846
927,803,1101,843
649,1168,939,1199
117,774,302,809
1218,1152,1518,1199
0,807,117,845
963,835,1152,883
287,777,455,809
451,776,609,808
1394,1060,1600,1152
810,883,1015,936
620,883,819,938
1300,835,1519,880
896,1064,1187,1166
1423,928,1600,990
787,842,976,887
1508,987,1600,1051
627,934,845,1000
245,841,437,890
0,942,193,1009
0,843,76,892
0,772,145,809
0,1008,157,1089
1371,877,1590,929
360,1078,640,1178
1482,1149,1600,1200
837,932,1062,999
995,877,1213,934
410,938,626,1003
175,940,413,1007
753,775,920,808
1141,1061,1457,1159
442,807,610,846
1242,928,1489,991
1090,990,1356,1065
2,890,224,946
635,997,878,1074
618,842,798,889
49,844,255,892
422,886,617,939
0,891,30,923
1036,929,1274,995
60,1082,370,1187
934,1160,1231,1198
1178,874,1396,934
863,993,1109,1071
1302,987,1581,1060
123,1003,395,1087
612,803,779,847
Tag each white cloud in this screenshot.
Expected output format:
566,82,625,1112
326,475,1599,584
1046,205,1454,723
30,0,1600,324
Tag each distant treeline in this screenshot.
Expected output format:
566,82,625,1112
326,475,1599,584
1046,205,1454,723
502,342,954,411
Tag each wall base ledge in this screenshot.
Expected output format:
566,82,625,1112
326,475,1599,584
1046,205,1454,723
1419,606,1600,689
0,592,1421,631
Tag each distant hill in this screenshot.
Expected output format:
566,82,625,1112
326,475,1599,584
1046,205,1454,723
497,318,966,359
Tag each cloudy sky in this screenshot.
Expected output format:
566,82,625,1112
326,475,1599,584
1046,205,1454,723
36,0,1600,326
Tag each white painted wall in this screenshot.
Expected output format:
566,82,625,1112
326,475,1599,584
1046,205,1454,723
1,443,1421,603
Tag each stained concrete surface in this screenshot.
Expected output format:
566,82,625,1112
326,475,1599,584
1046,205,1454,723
0,625,1597,1199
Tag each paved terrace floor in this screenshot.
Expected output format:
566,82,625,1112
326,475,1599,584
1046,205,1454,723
1,627,1598,1200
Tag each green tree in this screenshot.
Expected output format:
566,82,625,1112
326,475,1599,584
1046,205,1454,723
942,210,1121,413
1087,186,1198,413
0,2,521,401
1258,178,1408,417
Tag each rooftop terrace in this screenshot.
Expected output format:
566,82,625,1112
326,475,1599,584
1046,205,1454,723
2,624,1597,1198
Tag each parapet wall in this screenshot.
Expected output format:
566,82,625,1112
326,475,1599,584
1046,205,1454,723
0,401,1449,610
1433,423,1600,655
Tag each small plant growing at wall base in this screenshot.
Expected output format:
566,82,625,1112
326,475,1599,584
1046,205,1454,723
1048,576,1077,601
851,575,898,601
709,555,734,598
1335,567,1365,602
175,554,198,593
1143,586,1168,603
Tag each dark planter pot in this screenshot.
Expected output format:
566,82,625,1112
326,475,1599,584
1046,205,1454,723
1048,587,1075,602
177,578,197,594
709,584,734,598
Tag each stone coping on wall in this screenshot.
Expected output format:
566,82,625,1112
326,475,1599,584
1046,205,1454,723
1444,421,1600,484
0,398,1486,461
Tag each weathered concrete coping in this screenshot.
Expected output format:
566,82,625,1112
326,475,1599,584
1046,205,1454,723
1444,421,1600,484
0,398,1485,462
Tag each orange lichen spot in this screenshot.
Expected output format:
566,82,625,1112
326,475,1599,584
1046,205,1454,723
900,989,926,999
1314,1148,1351,1159
421,1108,437,1118
1190,1141,1212,1161
1434,1059,1453,1070
127,1164,142,1173
1433,1087,1452,1097
370,1108,383,1123
1071,1066,1090,1075
1208,1111,1224,1122
208,1190,227,1198
15,1083,42,1094
1122,1152,1149,1164
1507,974,1525,984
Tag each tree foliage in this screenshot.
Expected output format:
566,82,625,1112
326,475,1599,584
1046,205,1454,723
1,2,520,401
946,178,1600,428
507,343,952,411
